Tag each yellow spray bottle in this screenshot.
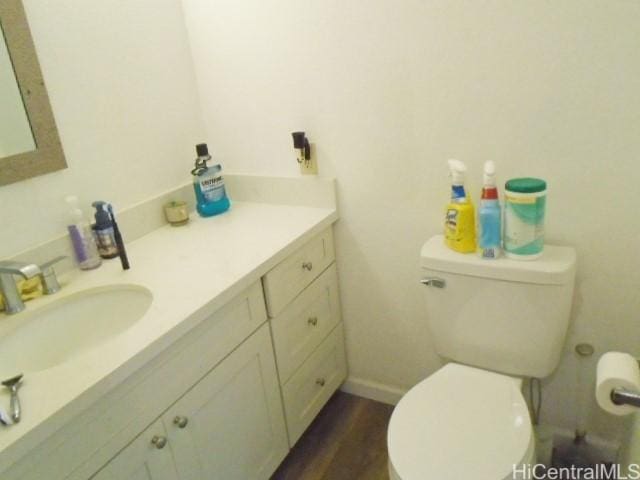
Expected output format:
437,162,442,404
444,159,476,253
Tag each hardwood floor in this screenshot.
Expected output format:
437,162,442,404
271,391,395,480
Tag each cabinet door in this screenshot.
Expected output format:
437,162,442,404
91,419,179,480
164,323,288,480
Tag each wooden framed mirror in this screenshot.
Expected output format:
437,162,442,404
0,0,66,186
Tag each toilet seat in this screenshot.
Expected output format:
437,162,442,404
387,363,534,480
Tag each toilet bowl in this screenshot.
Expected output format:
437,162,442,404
387,363,536,480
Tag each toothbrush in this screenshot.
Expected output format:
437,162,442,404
107,204,130,270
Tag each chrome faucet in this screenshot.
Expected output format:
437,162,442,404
0,261,41,314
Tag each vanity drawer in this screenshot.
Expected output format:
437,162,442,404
271,263,341,383
281,323,347,445
263,228,335,317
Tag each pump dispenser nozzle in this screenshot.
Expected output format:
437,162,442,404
91,201,111,229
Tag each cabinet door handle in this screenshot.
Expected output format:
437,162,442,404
173,416,189,429
308,317,318,326
302,261,313,271
151,435,167,449
316,378,326,387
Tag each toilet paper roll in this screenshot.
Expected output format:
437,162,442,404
596,351,640,416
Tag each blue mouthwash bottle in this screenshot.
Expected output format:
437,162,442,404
191,143,230,217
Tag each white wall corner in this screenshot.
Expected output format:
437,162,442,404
225,174,337,209
340,376,406,406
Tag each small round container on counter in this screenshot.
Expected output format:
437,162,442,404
164,200,190,226
503,178,546,260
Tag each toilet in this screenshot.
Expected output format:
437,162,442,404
387,235,576,480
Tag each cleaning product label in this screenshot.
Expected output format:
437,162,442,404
451,185,466,201
478,200,502,259
504,192,545,257
480,247,499,259
199,171,226,202
505,196,536,205
444,202,476,253
445,208,458,230
93,226,118,257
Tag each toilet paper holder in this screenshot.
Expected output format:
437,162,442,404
611,388,640,408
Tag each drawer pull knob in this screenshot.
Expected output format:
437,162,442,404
302,261,313,271
151,435,167,449
308,317,318,326
316,378,326,387
173,416,189,429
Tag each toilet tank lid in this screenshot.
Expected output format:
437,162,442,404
421,235,576,285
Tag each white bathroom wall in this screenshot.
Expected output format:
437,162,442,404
182,0,640,440
0,0,204,259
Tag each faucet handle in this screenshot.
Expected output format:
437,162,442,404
0,262,41,314
38,256,67,295
0,261,41,279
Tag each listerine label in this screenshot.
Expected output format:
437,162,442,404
199,169,226,202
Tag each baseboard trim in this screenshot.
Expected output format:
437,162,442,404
340,377,406,406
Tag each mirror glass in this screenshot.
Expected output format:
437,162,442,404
0,21,36,158
0,0,66,186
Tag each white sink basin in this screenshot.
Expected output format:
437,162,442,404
0,285,152,378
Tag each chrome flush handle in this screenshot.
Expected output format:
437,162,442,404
420,277,446,288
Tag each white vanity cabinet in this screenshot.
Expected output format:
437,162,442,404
92,323,287,480
263,227,347,446
4,281,285,480
3,223,344,480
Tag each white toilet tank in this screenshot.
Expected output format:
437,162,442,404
421,235,576,378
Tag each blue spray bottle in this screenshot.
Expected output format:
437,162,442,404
478,161,502,259
191,143,230,217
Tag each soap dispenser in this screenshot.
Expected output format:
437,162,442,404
92,201,119,259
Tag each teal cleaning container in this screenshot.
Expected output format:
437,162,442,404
504,178,546,260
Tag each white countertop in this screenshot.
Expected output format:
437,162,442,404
0,201,337,468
